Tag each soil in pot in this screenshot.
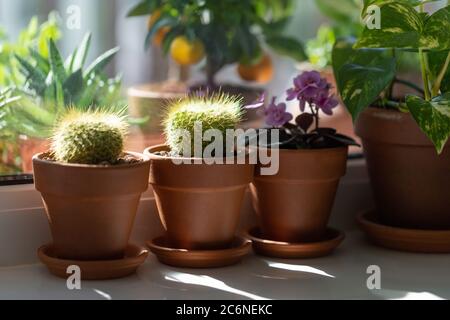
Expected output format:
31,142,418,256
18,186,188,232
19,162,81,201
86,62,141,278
32,151,151,260
356,107,450,230
250,147,348,243
145,144,254,250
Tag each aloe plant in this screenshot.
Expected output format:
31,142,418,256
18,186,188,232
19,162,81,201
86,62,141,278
333,0,450,153
5,32,124,139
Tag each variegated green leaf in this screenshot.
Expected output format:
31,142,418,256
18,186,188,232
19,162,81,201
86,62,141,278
356,2,423,49
420,6,450,50
362,0,443,16
428,50,450,93
406,93,450,153
333,39,396,120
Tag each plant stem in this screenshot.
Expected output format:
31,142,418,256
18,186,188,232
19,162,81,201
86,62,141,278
432,51,450,96
419,48,432,100
394,78,424,94
386,49,396,100
308,104,319,129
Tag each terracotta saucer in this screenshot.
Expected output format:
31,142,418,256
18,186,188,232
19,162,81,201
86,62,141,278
38,244,148,280
357,210,450,253
246,227,345,259
147,236,251,268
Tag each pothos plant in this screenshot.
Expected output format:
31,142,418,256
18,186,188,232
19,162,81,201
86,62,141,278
333,0,450,154
246,71,358,149
127,0,306,87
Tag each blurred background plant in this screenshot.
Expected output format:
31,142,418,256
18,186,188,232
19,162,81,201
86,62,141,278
0,13,125,173
128,0,307,87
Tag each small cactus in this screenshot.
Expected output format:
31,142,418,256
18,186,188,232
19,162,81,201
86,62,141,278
51,109,128,164
164,93,243,156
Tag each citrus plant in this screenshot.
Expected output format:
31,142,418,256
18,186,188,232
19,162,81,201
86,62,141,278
333,0,450,153
127,0,306,87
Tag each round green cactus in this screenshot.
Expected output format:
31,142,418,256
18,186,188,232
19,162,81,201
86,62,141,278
51,110,128,164
164,93,243,156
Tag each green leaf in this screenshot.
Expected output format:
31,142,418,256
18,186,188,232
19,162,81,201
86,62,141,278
84,47,119,79
428,50,450,93
63,69,84,103
72,32,92,71
127,0,154,17
266,36,307,61
356,2,423,49
15,54,47,95
29,48,50,74
420,6,450,50
48,39,67,83
362,0,443,16
145,16,176,50
333,39,396,120
78,78,100,108
55,81,65,109
406,93,450,153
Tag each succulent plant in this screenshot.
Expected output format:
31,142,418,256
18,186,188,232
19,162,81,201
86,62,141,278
51,110,128,165
5,30,124,140
164,93,243,156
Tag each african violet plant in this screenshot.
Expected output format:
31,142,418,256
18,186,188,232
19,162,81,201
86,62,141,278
333,0,450,153
247,71,358,149
127,0,306,87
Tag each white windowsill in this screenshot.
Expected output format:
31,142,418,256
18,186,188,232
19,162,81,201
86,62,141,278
1,159,448,300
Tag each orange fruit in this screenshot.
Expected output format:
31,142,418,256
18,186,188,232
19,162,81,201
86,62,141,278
237,54,274,83
170,36,205,65
147,10,170,47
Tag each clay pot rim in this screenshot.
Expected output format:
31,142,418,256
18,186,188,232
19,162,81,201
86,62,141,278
144,144,252,162
32,151,150,170
127,82,187,98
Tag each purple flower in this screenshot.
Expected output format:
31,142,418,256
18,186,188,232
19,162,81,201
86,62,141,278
313,91,339,115
264,97,293,127
286,71,328,101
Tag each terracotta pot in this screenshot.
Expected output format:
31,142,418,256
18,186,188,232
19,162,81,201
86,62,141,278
356,107,450,230
144,145,254,250
32,152,151,260
250,147,348,242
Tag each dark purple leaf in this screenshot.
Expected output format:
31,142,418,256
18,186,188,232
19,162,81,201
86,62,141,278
295,113,314,132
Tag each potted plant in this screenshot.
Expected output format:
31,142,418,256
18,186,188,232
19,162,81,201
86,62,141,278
332,1,450,230
245,71,357,258
33,109,151,262
144,93,254,267
1,15,125,173
127,0,306,132
0,14,60,174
